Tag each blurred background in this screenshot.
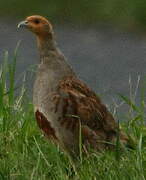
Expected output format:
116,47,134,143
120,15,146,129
0,0,146,119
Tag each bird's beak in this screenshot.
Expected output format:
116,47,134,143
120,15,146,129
17,20,28,28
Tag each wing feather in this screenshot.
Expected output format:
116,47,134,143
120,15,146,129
56,76,117,133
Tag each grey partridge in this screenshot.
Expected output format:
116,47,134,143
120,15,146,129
18,15,128,156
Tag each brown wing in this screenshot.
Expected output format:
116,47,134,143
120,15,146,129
55,76,117,134
51,75,121,151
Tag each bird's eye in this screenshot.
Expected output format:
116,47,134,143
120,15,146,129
34,19,40,24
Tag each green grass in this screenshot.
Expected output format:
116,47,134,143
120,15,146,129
0,49,146,180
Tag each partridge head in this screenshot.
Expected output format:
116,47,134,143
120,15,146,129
18,15,53,36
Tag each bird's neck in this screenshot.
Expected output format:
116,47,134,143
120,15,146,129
36,33,75,76
36,34,57,60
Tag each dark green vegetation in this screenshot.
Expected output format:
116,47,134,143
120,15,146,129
0,48,146,180
1,0,146,30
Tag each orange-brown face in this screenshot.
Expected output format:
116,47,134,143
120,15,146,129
18,15,53,36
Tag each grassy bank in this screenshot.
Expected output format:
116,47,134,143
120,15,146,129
1,0,146,30
0,49,146,180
